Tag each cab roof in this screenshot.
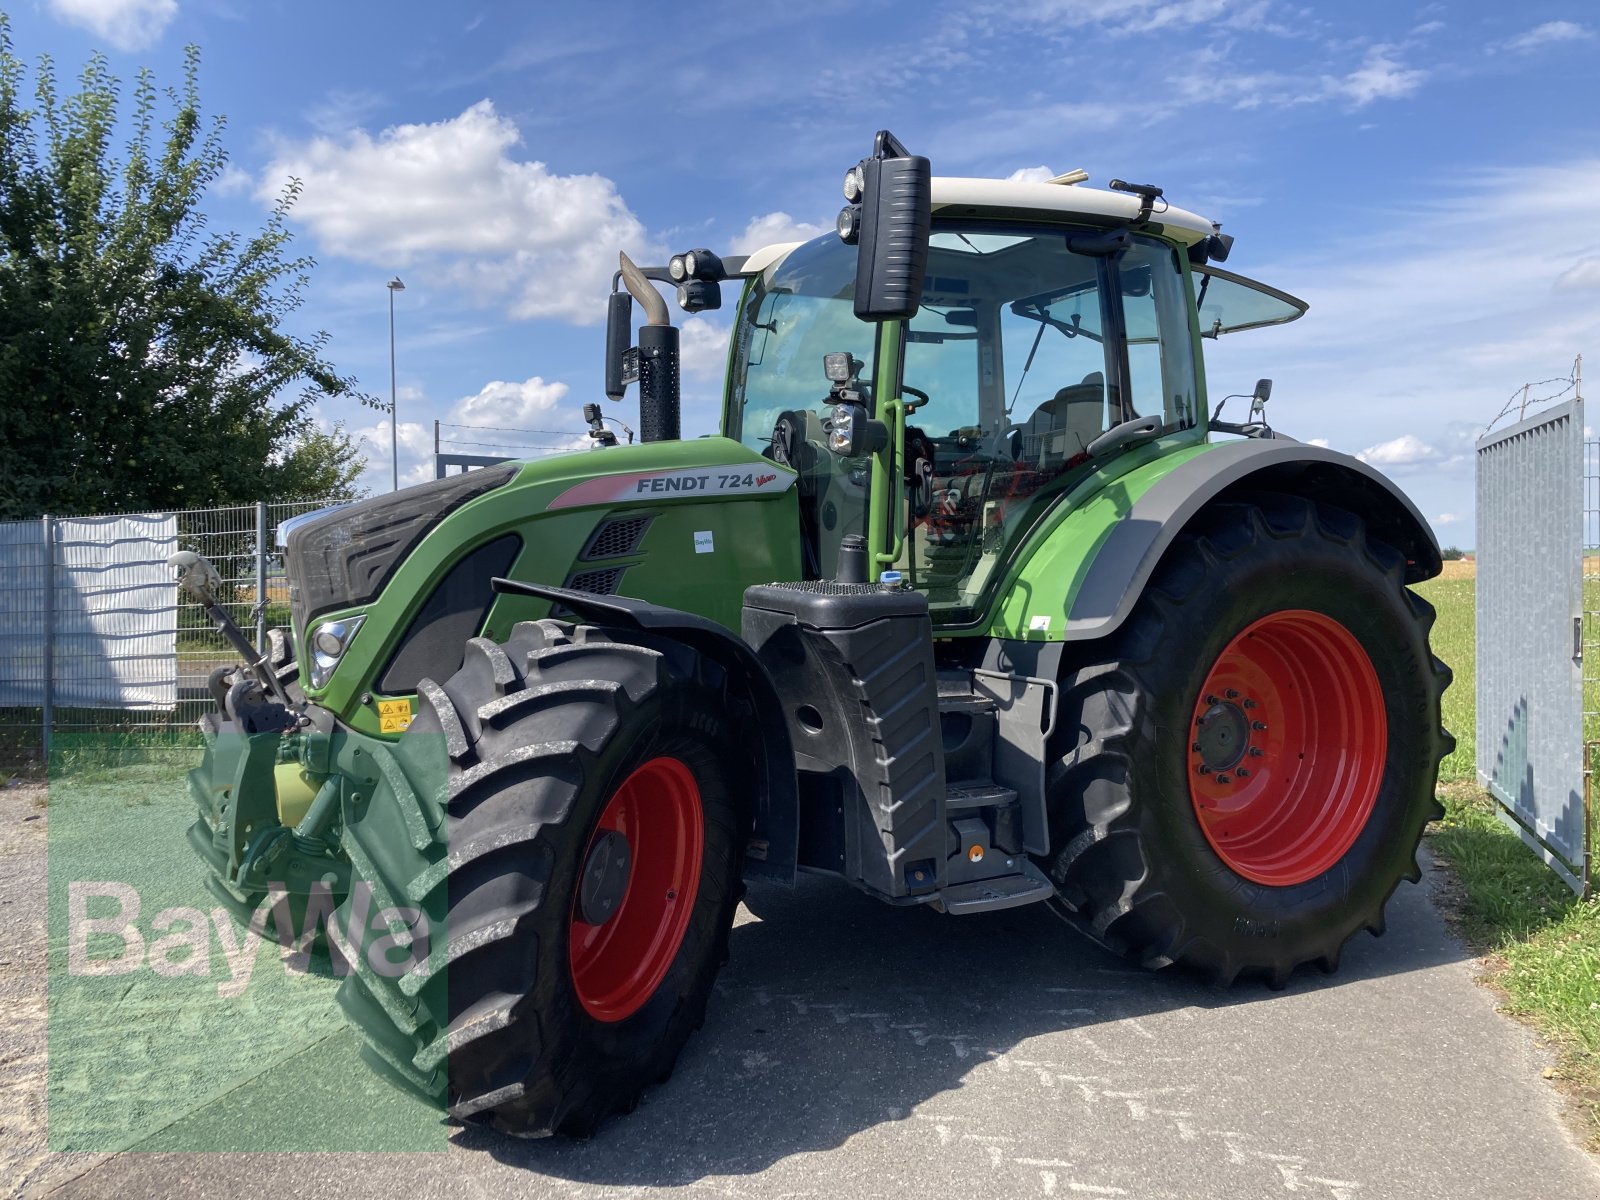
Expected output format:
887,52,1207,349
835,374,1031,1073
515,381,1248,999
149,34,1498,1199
741,174,1218,275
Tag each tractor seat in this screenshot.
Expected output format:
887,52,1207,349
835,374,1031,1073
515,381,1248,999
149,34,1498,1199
1017,372,1106,467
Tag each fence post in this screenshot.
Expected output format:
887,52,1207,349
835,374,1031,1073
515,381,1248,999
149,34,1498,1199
40,514,54,765
255,500,268,653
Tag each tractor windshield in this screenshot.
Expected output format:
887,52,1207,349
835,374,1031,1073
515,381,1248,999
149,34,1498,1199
726,236,879,580
726,236,874,451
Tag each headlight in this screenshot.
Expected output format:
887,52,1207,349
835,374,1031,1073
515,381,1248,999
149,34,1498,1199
843,165,864,202
308,615,365,689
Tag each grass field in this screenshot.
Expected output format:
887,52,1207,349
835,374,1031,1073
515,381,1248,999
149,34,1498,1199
1413,560,1600,1150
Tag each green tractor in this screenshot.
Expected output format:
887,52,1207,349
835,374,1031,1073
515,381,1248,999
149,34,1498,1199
180,131,1452,1137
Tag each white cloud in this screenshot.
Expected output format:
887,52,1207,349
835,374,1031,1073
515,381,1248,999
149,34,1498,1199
1357,434,1441,467
1554,256,1600,291
679,317,731,380
449,375,569,427
1502,20,1592,53
47,0,176,51
1004,0,1249,36
261,101,653,324
1006,166,1057,183
1322,46,1425,107
351,417,435,491
1434,512,1460,525
734,211,831,254
211,165,253,198
1306,437,1331,448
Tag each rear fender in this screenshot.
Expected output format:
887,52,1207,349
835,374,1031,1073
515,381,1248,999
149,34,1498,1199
491,579,799,884
993,439,1441,643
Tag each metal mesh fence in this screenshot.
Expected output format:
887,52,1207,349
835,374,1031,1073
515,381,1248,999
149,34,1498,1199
0,499,337,769
1582,435,1600,772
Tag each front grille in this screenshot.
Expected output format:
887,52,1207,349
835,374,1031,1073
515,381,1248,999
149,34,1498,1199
580,515,653,561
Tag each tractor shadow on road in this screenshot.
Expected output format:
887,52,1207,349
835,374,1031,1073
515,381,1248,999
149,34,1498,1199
454,863,1468,1186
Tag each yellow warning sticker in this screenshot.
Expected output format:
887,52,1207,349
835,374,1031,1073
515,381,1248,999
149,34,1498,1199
378,698,413,733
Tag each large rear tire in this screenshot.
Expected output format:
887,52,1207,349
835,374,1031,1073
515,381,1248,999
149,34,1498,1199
333,619,749,1136
1041,494,1453,987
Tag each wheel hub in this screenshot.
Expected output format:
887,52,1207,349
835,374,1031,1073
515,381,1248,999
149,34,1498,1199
577,829,632,926
568,756,704,1023
1194,699,1249,773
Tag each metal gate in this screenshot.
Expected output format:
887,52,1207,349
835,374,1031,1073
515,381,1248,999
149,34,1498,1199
1475,397,1591,895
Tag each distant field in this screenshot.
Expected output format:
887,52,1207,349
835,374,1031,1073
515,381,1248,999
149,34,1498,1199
1414,563,1475,782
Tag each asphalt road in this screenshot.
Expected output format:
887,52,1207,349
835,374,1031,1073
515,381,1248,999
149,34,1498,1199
5,780,1598,1200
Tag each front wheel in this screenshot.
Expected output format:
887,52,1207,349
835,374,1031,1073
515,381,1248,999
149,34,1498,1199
333,619,750,1136
1042,494,1453,987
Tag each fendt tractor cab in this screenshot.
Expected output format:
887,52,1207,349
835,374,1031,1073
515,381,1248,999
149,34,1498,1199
177,131,1451,1137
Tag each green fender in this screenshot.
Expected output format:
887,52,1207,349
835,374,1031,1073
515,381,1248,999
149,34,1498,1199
987,437,1442,643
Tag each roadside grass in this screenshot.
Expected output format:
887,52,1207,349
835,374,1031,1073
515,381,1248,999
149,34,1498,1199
1414,565,1600,1151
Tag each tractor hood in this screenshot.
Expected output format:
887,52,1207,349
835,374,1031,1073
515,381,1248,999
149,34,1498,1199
284,438,801,734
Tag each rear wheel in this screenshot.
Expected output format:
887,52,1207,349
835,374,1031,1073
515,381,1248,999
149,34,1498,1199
334,619,749,1136
1041,495,1453,986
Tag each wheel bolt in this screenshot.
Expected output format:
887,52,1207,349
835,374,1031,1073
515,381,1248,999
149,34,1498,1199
1215,774,1231,784
1204,694,1219,705
1196,764,1212,776
1242,699,1257,710
1251,720,1267,731
1192,742,1202,753
1225,689,1239,699
1236,768,1250,778
1248,747,1263,757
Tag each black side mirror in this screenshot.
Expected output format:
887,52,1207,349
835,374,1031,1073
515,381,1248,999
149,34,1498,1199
604,291,633,401
839,130,931,323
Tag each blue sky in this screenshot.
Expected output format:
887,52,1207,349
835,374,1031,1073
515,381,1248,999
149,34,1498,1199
9,0,1599,544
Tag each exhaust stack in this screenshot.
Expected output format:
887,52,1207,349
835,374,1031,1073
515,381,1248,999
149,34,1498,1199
618,252,680,443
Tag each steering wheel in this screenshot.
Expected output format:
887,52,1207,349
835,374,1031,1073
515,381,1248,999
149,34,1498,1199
900,384,931,411
990,420,1027,460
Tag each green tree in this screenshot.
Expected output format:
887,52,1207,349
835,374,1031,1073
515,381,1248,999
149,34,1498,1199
0,21,368,518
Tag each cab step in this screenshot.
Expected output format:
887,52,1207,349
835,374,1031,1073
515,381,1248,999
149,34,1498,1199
937,859,1054,914
946,781,1018,811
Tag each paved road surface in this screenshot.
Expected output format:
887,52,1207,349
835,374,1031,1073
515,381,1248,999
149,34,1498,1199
4,782,1597,1200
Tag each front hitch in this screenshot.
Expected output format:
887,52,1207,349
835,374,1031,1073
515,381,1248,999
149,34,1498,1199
169,549,296,714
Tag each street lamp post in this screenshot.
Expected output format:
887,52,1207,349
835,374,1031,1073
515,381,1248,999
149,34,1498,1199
387,277,406,492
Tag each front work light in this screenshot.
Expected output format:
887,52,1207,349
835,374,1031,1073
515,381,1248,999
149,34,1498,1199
308,615,365,688
836,204,861,244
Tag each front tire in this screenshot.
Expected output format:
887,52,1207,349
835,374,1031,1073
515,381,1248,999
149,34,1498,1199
334,619,749,1136
1042,495,1453,987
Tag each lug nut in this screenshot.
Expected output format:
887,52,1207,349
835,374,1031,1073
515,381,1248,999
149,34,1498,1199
1248,747,1264,757
1225,689,1239,699
1192,742,1202,753
1236,768,1250,778
1251,720,1268,731
1243,699,1257,709
1215,774,1231,784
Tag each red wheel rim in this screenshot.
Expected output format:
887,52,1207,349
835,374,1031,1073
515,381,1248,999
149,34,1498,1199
1187,610,1386,887
568,756,703,1022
